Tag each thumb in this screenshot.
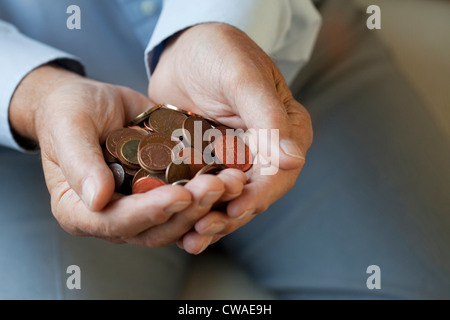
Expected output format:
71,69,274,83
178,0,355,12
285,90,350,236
233,80,308,171
52,116,115,212
116,85,157,124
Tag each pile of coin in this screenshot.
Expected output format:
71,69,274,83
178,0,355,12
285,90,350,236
103,104,253,195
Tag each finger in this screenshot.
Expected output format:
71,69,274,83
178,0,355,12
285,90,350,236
226,166,302,220
215,168,247,202
180,230,214,255
194,210,253,236
99,185,192,238
46,159,192,241
179,210,254,255
49,113,116,212
176,232,222,250
129,174,225,248
231,71,312,171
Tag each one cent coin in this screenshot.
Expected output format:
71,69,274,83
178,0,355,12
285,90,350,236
132,168,149,186
147,108,188,136
132,177,166,194
182,116,214,152
175,147,205,176
207,125,233,144
165,162,192,184
132,168,166,186
138,143,173,172
164,104,208,119
139,132,179,153
214,135,253,172
123,166,139,177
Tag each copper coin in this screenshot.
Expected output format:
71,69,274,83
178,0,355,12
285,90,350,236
132,168,166,186
130,104,162,126
106,128,146,159
175,147,205,176
108,163,125,191
193,164,222,179
138,132,179,153
132,168,149,186
124,166,139,177
138,143,173,172
147,108,188,136
132,177,166,194
165,162,193,184
207,125,233,143
182,116,214,151
128,125,150,134
143,120,154,132
164,104,208,119
214,135,253,172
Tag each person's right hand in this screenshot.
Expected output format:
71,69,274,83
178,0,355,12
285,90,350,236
9,64,245,246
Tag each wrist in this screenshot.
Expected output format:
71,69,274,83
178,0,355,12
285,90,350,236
9,64,82,147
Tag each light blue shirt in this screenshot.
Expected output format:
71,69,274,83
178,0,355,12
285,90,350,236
0,0,321,150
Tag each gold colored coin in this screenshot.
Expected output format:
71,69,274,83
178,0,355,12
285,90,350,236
106,128,146,159
121,139,140,166
116,135,142,170
130,105,162,126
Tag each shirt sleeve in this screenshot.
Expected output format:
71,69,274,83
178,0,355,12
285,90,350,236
0,20,84,151
145,0,322,84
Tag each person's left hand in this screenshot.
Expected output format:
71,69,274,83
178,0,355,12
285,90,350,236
148,23,313,254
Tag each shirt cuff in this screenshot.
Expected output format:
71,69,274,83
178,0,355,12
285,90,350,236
144,0,321,84
0,21,84,151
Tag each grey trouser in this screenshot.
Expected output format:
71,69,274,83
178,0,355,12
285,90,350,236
1,0,449,299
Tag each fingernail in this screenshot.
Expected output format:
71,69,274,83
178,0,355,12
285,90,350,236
201,222,225,235
235,208,255,220
81,177,97,210
199,190,224,208
222,191,243,202
165,201,191,215
176,239,184,250
196,238,211,255
280,139,305,160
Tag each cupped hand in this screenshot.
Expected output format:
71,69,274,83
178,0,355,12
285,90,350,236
9,64,244,246
149,23,313,254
